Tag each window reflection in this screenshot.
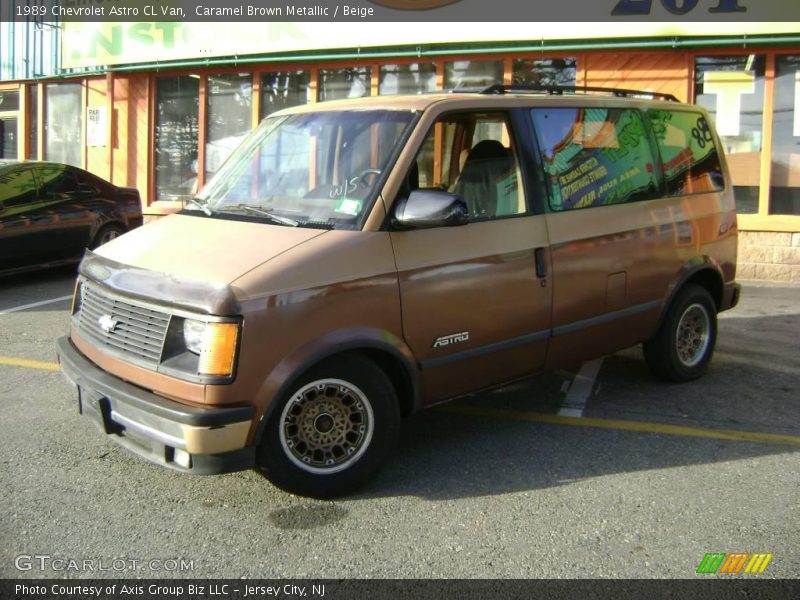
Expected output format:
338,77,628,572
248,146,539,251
769,55,800,215
695,55,765,214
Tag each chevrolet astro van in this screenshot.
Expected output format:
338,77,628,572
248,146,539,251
57,86,740,497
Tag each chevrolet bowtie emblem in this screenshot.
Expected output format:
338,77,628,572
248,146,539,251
98,314,119,333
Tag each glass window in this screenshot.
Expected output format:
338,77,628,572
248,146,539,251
769,55,800,215
379,63,437,95
648,109,724,196
0,167,37,210
513,58,577,87
444,60,503,90
197,110,416,229
155,76,199,201
38,164,81,199
0,90,20,112
45,83,82,167
28,85,38,159
409,113,526,219
0,118,17,159
695,55,765,214
319,67,371,102
531,107,659,211
260,71,309,119
206,74,252,179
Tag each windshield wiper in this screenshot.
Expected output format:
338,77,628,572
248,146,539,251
225,204,299,227
186,197,214,216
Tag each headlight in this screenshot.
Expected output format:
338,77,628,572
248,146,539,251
183,319,206,354
182,319,239,377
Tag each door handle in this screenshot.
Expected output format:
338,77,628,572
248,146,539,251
534,247,547,279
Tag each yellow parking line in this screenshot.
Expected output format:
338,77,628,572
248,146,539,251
5,353,800,448
438,404,800,447
0,355,60,372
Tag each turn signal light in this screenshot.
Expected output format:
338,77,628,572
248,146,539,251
198,322,239,377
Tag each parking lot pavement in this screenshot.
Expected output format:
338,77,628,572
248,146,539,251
0,271,798,579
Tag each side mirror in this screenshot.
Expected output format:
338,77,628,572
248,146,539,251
391,189,469,230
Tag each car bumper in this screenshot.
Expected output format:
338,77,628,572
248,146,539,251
56,336,255,475
722,281,741,312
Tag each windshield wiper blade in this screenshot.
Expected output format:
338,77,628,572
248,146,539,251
186,197,213,216
231,204,299,227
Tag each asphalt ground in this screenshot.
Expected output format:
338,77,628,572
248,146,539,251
0,267,798,579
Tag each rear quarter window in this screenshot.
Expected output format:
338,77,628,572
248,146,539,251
647,109,725,196
531,107,659,212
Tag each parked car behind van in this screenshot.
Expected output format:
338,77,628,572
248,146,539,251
57,86,739,498
0,161,142,275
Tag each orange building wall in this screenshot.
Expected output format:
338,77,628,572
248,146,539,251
581,51,692,103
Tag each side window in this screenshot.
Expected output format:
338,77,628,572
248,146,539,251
0,168,38,213
38,165,81,199
647,109,725,197
407,113,526,220
531,107,659,211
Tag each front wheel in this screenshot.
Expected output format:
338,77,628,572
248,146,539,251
643,284,717,382
257,354,400,498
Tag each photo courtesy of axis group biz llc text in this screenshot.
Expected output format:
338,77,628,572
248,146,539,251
1,0,799,599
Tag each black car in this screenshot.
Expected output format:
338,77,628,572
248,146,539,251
0,161,143,275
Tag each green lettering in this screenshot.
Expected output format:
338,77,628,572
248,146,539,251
90,26,122,58
129,23,154,46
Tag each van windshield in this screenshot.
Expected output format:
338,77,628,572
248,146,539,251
195,109,418,229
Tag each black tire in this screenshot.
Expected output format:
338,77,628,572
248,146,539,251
643,284,717,382
91,224,126,249
257,353,401,498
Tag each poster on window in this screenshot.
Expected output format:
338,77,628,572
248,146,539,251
86,107,107,147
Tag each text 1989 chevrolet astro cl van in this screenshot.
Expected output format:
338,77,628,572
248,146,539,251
57,86,740,497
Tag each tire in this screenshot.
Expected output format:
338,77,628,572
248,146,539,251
91,224,126,249
643,284,717,382
257,354,401,498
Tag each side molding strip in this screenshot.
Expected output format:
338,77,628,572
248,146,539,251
551,299,663,337
420,329,550,370
419,299,663,370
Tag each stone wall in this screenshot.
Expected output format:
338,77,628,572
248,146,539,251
738,231,800,283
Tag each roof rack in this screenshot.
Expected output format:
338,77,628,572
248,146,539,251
480,84,679,103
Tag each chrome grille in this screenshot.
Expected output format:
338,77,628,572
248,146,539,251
76,282,170,368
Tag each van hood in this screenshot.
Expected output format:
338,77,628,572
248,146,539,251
96,213,326,284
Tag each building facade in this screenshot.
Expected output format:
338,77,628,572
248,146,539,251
1,22,799,281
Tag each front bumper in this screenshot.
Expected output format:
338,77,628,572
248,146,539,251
56,336,255,474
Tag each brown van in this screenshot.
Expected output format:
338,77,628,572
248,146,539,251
57,86,740,498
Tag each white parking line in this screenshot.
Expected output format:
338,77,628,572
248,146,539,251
0,295,73,315
558,358,604,418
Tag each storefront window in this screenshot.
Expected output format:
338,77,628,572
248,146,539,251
319,67,371,101
445,60,503,90
155,76,199,201
260,70,309,119
0,118,16,159
769,55,800,215
45,83,82,167
513,58,577,87
206,73,252,179
695,55,765,214
379,63,437,95
28,85,38,159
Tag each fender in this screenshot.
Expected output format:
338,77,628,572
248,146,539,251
655,256,725,332
250,327,420,446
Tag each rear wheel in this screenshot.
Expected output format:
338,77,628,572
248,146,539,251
257,354,400,498
643,284,717,382
91,224,126,249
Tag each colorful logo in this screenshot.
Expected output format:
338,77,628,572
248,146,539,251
696,553,773,575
